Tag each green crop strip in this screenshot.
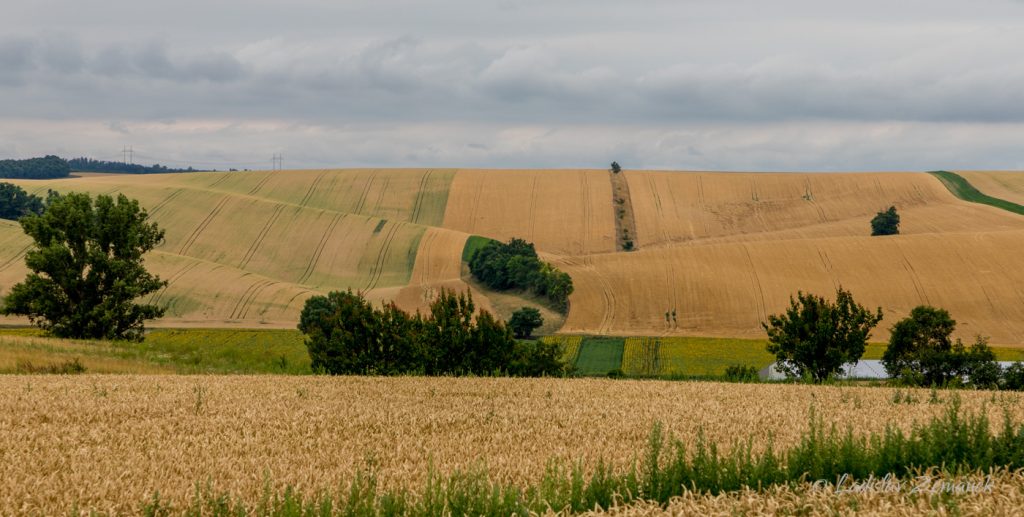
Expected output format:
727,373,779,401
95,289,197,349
928,170,1024,216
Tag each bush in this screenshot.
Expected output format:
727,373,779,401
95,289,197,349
509,307,543,339
509,340,566,377
724,364,759,383
1002,362,1024,390
763,287,882,383
0,183,47,221
610,161,622,174
870,206,900,236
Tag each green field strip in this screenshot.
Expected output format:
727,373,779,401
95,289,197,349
574,337,624,375
929,170,1024,216
461,235,498,263
656,337,775,377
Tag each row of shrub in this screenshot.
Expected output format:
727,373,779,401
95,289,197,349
141,400,1018,516
0,156,70,179
468,238,573,312
299,288,567,376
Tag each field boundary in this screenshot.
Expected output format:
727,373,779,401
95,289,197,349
929,170,1024,216
609,169,639,250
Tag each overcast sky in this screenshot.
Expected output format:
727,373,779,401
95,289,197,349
2,0,1024,171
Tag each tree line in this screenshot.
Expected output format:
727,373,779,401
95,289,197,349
0,183,54,221
0,156,70,179
468,238,574,312
299,289,568,376
67,157,203,174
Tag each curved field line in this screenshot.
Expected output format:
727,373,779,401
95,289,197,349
284,289,315,311
0,244,30,272
297,213,344,285
239,280,280,319
352,170,378,215
248,172,275,195
741,244,768,323
528,174,539,240
151,262,200,307
299,172,328,207
238,204,285,269
896,244,930,305
363,223,402,291
207,174,231,189
414,229,437,285
409,169,433,224
178,196,230,255
230,278,270,319
369,177,391,218
149,189,184,217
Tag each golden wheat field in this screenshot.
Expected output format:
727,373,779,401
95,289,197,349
3,168,1024,345
0,375,1019,514
957,171,1024,205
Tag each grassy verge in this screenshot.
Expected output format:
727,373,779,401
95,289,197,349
928,170,1024,216
0,328,309,374
134,399,1022,516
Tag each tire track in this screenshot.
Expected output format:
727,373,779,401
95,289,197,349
413,229,437,285
369,177,391,218
151,262,200,307
528,173,539,240
297,212,344,285
284,289,315,310
352,170,378,214
364,222,402,291
230,278,272,319
178,196,230,255
299,171,328,207
248,172,275,195
410,169,433,224
149,189,184,217
208,173,231,189
817,248,838,290
742,244,768,323
0,244,31,272
898,246,930,305
239,280,279,319
238,204,285,269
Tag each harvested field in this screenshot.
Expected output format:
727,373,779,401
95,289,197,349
1,375,1021,514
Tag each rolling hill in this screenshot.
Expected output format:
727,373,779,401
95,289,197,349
2,168,1024,346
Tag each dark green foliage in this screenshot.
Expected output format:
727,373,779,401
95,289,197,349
610,161,621,173
724,364,760,383
763,287,882,383
298,288,565,376
509,307,543,339
0,155,70,179
1002,362,1024,391
574,337,625,376
0,182,46,220
67,157,201,174
2,192,167,341
870,205,900,236
883,306,1000,387
136,400,1024,516
468,238,574,312
930,170,1024,216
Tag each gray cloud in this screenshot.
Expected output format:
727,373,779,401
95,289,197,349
1,0,1024,169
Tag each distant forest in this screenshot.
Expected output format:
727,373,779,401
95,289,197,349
67,158,207,174
0,156,71,179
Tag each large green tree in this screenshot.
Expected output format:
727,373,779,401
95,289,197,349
882,306,998,387
763,287,883,382
1,192,166,340
0,182,45,221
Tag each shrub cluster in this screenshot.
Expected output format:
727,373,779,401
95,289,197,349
468,238,573,312
0,183,48,221
298,288,567,376
0,156,70,179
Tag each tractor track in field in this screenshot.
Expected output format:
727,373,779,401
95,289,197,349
0,244,30,272
369,177,391,218
238,204,285,269
208,174,231,189
248,172,275,195
299,172,328,208
352,170,378,215
409,170,433,224
149,189,184,217
151,262,200,307
528,174,539,240
178,196,230,255
297,212,344,285
364,222,402,291
581,170,592,254
284,289,316,310
742,244,768,323
230,278,277,319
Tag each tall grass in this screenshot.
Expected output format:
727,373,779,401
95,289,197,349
138,398,1024,516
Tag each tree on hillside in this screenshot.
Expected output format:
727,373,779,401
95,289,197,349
509,307,543,339
763,287,883,383
610,162,622,174
0,183,46,220
882,306,999,387
871,206,900,236
1,192,167,340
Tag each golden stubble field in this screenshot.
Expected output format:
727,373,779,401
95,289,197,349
1,375,1021,514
